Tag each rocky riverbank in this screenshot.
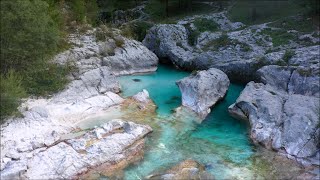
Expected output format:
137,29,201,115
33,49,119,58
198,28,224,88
143,10,320,169
1,7,319,179
0,29,158,179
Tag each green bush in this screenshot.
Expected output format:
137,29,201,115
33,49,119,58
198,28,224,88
0,0,60,73
95,25,114,41
85,0,99,26
0,71,26,121
114,36,125,47
121,21,153,41
184,24,200,46
69,0,86,23
269,16,315,33
193,18,220,32
261,28,296,47
203,34,232,50
67,0,99,26
283,50,295,63
145,0,167,20
23,63,71,96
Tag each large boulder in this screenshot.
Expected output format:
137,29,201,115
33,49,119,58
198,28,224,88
1,120,152,179
102,39,158,75
229,82,320,166
176,68,230,119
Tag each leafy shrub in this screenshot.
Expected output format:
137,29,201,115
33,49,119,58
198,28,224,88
0,0,60,73
214,34,233,49
145,0,166,20
95,25,115,41
0,71,26,121
183,24,201,46
193,18,220,32
114,36,125,47
23,63,71,96
269,16,315,33
261,28,296,47
203,34,233,50
84,0,99,26
69,0,86,23
202,34,251,52
297,68,313,76
283,50,295,63
241,43,251,52
121,21,153,41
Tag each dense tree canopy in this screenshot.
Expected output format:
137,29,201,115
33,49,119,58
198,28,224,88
1,0,59,73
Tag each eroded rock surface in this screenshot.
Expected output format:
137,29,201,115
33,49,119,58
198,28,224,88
229,43,320,167
143,11,319,83
1,120,152,179
102,39,158,75
55,29,158,76
177,68,230,119
229,81,320,166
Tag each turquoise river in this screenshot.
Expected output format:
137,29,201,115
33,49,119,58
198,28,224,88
90,64,303,179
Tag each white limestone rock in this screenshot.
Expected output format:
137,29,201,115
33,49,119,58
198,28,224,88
177,68,230,119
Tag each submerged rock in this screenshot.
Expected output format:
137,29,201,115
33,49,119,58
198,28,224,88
0,120,152,179
147,159,214,180
121,90,157,122
177,68,230,119
132,89,151,105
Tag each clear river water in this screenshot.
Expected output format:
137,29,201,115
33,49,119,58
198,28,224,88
92,64,303,179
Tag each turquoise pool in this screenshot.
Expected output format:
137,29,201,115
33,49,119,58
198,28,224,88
118,65,260,179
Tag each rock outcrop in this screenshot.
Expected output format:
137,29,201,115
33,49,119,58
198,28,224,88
1,120,152,179
257,64,320,98
229,64,320,166
143,11,319,83
55,29,158,76
102,39,158,75
147,159,214,180
176,68,230,119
